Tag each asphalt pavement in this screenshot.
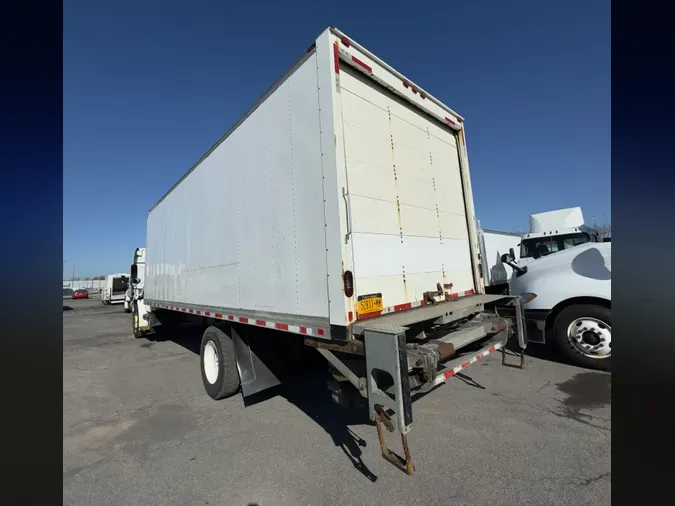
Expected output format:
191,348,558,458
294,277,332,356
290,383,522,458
63,298,610,505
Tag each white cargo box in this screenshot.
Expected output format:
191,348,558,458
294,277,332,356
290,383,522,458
144,27,482,340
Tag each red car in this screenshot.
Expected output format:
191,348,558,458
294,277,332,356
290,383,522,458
73,289,89,300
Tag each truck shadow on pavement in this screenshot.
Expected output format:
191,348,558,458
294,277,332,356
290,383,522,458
146,326,380,482
265,367,379,483
503,335,611,375
504,338,570,368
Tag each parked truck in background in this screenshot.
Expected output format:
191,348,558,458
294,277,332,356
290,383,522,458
124,248,145,313
518,207,607,266
502,241,611,371
100,273,129,305
477,207,609,297
129,27,527,474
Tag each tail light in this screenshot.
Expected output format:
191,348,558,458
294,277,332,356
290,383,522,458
343,270,354,298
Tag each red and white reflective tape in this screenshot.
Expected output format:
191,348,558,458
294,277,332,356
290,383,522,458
357,289,475,321
429,343,503,389
334,40,462,131
446,289,475,301
150,303,328,339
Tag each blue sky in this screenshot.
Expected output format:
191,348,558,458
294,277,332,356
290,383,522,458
63,0,610,279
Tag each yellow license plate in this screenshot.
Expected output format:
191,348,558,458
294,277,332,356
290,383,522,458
357,293,383,316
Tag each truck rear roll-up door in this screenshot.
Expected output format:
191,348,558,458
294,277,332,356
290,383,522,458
338,64,475,316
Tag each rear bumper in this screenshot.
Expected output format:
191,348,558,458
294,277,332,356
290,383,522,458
351,294,511,335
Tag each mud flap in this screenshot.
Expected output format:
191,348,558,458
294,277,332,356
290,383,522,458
501,296,527,369
364,328,415,475
231,325,281,397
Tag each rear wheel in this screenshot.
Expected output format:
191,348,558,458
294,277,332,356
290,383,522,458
200,326,240,400
554,304,611,371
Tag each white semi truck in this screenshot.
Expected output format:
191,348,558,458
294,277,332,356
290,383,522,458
124,248,145,313
129,27,527,474
502,241,611,371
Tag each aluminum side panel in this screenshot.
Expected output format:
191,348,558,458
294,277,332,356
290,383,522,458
145,54,330,319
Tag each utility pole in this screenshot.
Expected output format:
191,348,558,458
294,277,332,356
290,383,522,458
72,265,75,283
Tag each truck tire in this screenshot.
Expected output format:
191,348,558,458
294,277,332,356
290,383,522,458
200,326,240,400
131,302,144,339
553,304,611,371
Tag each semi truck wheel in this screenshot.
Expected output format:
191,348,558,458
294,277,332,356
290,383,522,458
553,304,611,371
200,326,240,400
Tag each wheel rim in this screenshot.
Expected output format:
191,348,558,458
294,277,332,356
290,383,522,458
566,317,611,359
203,340,219,384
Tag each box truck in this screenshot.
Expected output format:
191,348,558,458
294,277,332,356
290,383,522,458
100,273,129,305
129,27,527,474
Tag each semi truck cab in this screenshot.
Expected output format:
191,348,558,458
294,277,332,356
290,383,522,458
124,247,146,313
517,207,603,266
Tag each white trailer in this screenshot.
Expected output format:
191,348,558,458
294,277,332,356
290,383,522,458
131,27,527,474
101,273,129,305
476,224,522,294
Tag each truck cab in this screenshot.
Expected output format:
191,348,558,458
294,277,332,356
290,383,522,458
504,241,611,371
517,207,602,267
124,247,146,313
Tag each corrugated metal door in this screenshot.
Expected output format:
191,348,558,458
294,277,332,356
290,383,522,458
338,66,475,317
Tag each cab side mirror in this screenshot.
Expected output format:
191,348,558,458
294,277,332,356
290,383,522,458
501,249,516,264
130,264,138,278
501,251,527,276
